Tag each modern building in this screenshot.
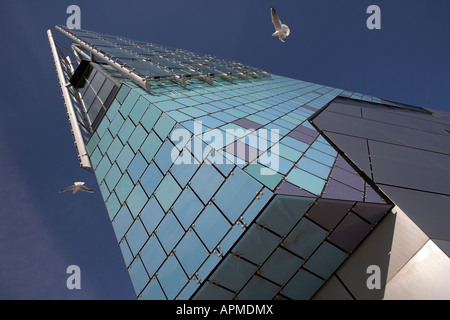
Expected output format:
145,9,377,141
48,25,450,300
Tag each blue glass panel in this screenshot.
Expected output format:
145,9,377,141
241,188,273,225
286,168,325,195
140,279,166,300
297,156,332,179
154,113,176,141
304,148,336,167
157,254,187,300
120,90,140,118
280,136,309,152
196,253,220,284
209,254,257,292
177,279,200,300
214,167,262,222
189,163,224,204
108,114,124,138
282,218,327,258
126,183,149,217
140,131,162,163
95,155,111,182
128,152,148,183
175,230,208,276
120,240,133,267
116,145,135,173
140,235,166,276
237,275,279,300
129,257,149,296
112,205,133,241
154,139,176,174
170,151,200,187
140,161,163,196
118,118,135,143
140,196,165,234
210,111,238,123
115,173,134,203
126,218,148,255
104,163,121,191
282,269,323,300
141,105,162,132
172,186,203,229
304,242,347,278
106,137,123,163
194,203,230,251
129,97,149,125
259,247,304,285
98,130,113,154
154,173,181,212
156,211,184,253
105,192,120,220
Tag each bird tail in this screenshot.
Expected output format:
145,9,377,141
272,31,281,36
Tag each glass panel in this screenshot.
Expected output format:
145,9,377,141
259,247,303,285
106,136,123,163
175,230,208,276
128,152,148,183
154,140,176,174
154,173,181,212
282,269,323,300
129,97,149,125
141,105,162,132
140,161,163,196
128,257,149,296
128,125,148,153
170,150,200,187
194,203,230,251
98,130,113,154
140,235,167,276
126,183,149,218
104,163,121,191
116,144,135,172
114,173,134,203
214,167,262,222
209,254,257,292
109,113,125,137
95,155,111,183
172,186,204,229
237,275,279,300
304,242,347,278
120,240,133,267
105,192,121,220
297,156,332,179
141,131,162,163
140,196,165,234
157,254,188,300
190,162,224,204
112,205,133,241
282,218,327,258
244,163,283,190
120,90,140,118
140,279,166,300
118,118,135,143
286,168,325,196
154,113,176,141
156,211,184,253
126,218,148,255
115,84,130,104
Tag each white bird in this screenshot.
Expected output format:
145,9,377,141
60,182,94,194
271,7,290,42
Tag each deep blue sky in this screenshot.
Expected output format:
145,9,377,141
0,0,449,300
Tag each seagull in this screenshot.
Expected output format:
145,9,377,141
60,182,94,194
271,7,290,42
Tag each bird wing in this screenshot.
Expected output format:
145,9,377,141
79,186,95,193
271,7,282,31
60,185,76,193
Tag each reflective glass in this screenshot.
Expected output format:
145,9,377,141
106,137,123,163
96,155,112,183
112,205,133,241
120,90,140,118
304,242,347,278
116,85,130,104
128,125,148,153
98,130,113,154
189,162,224,204
282,218,327,258
140,196,165,234
140,279,166,300
237,275,279,300
154,173,181,212
141,131,162,163
141,105,162,132
129,257,149,295
214,167,262,222
156,211,184,253
104,163,121,191
157,254,187,300
140,235,166,276
305,148,336,167
109,113,125,137
116,145,135,173
244,163,282,190
126,183,148,217
154,140,176,174
286,168,325,195
105,192,120,220
129,97,149,125
175,230,208,276
259,247,303,285
140,161,163,196
128,152,148,183
172,186,203,229
126,218,148,255
118,118,135,143
154,113,176,141
170,151,199,187
194,203,230,251
297,156,332,179
209,254,257,292
115,173,134,204
120,240,133,267
282,269,323,300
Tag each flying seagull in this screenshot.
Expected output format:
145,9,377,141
60,182,94,194
271,7,290,42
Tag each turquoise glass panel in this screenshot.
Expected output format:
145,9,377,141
157,254,187,300
286,168,325,195
115,173,134,203
140,196,165,234
126,183,148,217
128,257,149,295
154,140,176,174
112,205,133,241
109,114,124,137
104,163,121,191
120,90,139,118
126,218,148,255
116,144,135,172
140,161,163,196
154,173,181,212
128,152,148,183
154,113,176,140
106,137,123,163
140,235,166,276
194,203,230,251
190,162,224,204
172,186,203,229
129,97,149,125
175,230,208,276
118,118,135,143
297,156,332,179
156,211,184,253
140,280,166,300
128,125,148,153
140,131,162,163
141,105,162,132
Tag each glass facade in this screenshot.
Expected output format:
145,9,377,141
50,26,450,300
